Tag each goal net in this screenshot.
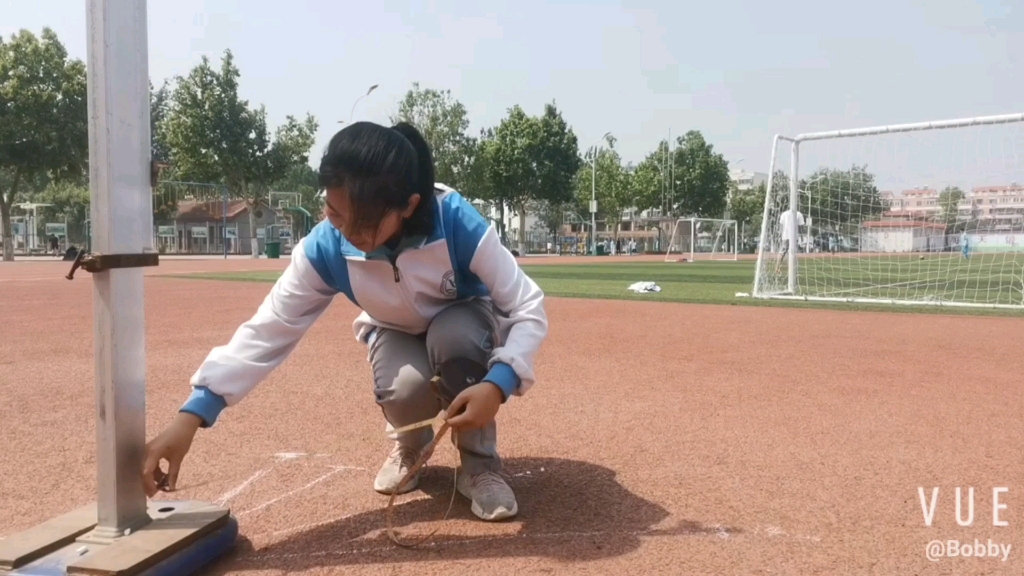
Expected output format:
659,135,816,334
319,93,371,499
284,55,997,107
665,218,738,262
753,112,1024,308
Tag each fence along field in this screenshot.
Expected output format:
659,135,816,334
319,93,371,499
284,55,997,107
0,181,311,258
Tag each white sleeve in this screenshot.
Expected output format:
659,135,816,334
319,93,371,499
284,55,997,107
188,239,337,408
468,227,548,397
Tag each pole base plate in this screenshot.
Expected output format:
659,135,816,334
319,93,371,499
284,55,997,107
1,500,237,576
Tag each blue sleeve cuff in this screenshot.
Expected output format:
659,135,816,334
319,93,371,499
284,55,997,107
179,386,228,428
484,362,520,402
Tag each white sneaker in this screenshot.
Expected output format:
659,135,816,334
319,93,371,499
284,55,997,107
374,442,421,495
457,471,518,521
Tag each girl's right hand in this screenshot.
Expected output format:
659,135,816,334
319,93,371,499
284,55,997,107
142,412,203,497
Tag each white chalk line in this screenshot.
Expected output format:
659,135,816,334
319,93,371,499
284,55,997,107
253,494,434,540
237,465,366,517
210,451,338,507
213,468,272,507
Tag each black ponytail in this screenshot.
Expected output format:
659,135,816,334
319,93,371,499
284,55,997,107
317,120,437,239
389,122,436,236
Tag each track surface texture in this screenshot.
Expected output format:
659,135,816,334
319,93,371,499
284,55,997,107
2,259,1022,575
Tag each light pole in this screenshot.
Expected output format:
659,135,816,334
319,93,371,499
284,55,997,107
346,84,379,123
587,131,611,255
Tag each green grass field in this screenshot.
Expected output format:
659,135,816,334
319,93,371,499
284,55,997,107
172,258,1024,317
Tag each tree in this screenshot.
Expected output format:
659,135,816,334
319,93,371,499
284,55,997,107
461,129,492,201
150,80,172,165
730,182,767,244
629,146,668,215
390,83,474,190
528,199,565,248
481,103,580,255
534,102,581,208
576,137,632,241
271,163,320,211
668,131,730,218
938,186,965,230
36,180,90,245
161,50,318,256
270,163,322,235
0,28,88,260
802,165,883,234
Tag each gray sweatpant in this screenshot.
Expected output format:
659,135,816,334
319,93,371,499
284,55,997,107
367,299,501,475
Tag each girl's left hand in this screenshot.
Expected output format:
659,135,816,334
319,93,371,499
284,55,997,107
445,382,504,430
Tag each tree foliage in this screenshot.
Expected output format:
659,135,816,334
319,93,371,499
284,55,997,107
390,83,475,191
729,181,767,239
36,180,90,243
150,80,172,165
161,50,318,254
575,136,633,238
270,163,322,219
629,143,669,214
668,131,730,218
938,186,965,229
802,165,883,231
479,102,580,254
0,28,87,260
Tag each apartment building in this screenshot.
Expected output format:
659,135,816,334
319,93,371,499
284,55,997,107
880,184,1024,230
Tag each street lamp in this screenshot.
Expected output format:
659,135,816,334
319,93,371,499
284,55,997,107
586,131,611,255
348,84,379,122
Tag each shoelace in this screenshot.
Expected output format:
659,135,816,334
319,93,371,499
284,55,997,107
386,377,460,548
471,471,508,493
389,444,419,469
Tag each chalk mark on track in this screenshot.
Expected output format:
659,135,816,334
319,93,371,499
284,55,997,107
236,465,366,517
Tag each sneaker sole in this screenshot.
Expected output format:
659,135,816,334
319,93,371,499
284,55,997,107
374,473,420,495
470,499,518,521
457,482,519,521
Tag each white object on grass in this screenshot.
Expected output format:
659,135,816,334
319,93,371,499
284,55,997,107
627,281,662,293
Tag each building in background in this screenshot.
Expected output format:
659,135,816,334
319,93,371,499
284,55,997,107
879,184,1024,231
730,169,768,192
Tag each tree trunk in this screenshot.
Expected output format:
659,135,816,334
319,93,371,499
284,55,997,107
1,195,13,262
517,206,527,256
1,169,22,262
248,201,259,258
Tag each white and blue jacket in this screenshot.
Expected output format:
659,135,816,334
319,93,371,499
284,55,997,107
181,185,548,426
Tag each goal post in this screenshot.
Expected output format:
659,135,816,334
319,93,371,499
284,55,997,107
665,217,738,262
752,112,1024,309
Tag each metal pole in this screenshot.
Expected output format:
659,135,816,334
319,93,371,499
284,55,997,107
753,135,786,296
85,0,153,538
222,186,228,259
788,141,799,294
350,84,379,122
690,219,694,262
591,150,596,255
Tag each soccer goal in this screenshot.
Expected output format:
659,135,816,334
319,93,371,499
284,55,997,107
752,112,1024,309
665,218,738,262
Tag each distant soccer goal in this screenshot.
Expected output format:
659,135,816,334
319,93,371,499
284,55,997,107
665,218,738,262
752,112,1024,309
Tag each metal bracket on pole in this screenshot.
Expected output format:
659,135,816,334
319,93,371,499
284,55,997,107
65,251,159,280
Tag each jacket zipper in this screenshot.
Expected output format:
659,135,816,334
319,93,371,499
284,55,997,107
387,253,400,282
